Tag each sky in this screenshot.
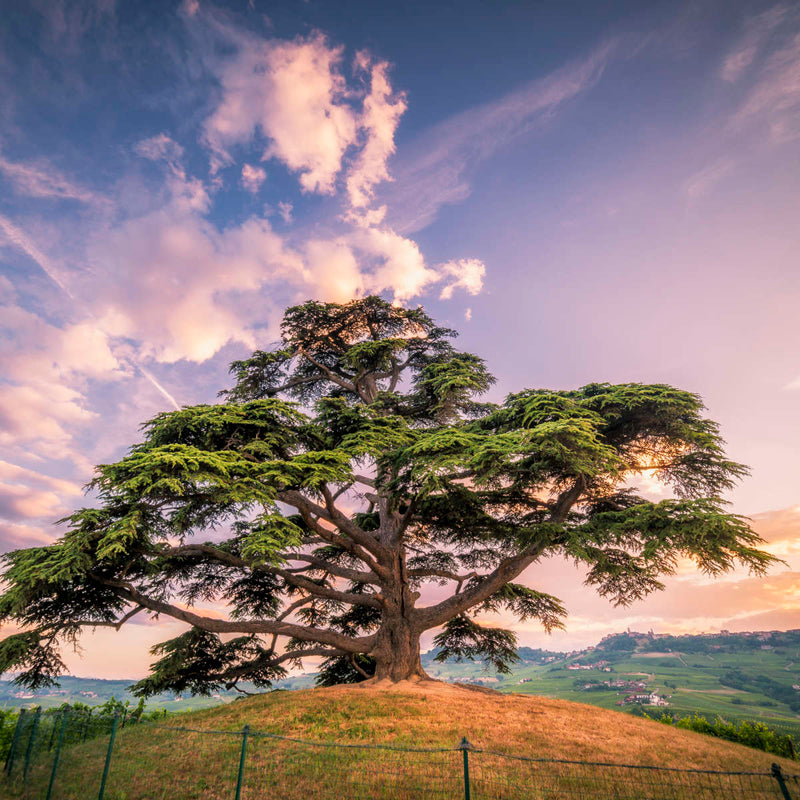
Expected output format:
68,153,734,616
1,0,799,678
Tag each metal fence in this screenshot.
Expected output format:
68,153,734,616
3,706,800,800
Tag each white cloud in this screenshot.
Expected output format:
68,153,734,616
87,210,289,362
345,53,407,209
202,32,358,191
348,225,439,301
240,163,267,193
303,238,365,302
438,258,486,300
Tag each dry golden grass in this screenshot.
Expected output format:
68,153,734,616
6,681,799,800
178,680,797,771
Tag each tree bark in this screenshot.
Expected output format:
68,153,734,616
371,616,427,681
369,545,429,682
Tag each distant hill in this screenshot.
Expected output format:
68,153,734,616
427,628,800,738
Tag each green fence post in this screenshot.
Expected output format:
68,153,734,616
97,713,120,800
4,708,25,776
459,737,472,800
22,706,42,783
47,713,58,751
234,724,250,800
82,708,92,742
45,710,68,800
772,763,793,800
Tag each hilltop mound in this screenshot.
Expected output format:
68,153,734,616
187,680,793,769
13,682,799,800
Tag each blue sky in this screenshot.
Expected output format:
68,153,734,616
1,0,800,676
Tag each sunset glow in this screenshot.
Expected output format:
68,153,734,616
1,0,799,678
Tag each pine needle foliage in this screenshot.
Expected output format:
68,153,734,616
0,297,778,691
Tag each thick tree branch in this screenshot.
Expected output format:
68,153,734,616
298,348,357,393
90,574,375,653
279,489,390,567
160,543,381,607
414,479,585,630
289,554,380,585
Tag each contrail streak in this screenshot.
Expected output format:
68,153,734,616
136,365,181,411
0,214,74,297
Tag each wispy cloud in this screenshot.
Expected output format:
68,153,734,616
684,157,736,199
0,152,104,206
136,366,181,411
729,10,800,143
720,5,789,83
384,37,625,233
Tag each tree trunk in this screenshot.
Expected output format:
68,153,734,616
371,616,427,681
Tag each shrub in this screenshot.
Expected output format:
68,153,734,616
649,712,797,760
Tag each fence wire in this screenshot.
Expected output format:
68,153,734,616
3,708,799,800
244,732,461,800
469,750,794,800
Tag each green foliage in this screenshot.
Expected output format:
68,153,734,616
566,499,773,606
0,295,777,693
315,654,376,687
0,708,18,763
130,630,286,697
433,615,519,674
651,712,798,760
240,515,304,565
719,668,800,712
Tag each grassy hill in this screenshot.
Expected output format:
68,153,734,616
9,682,799,800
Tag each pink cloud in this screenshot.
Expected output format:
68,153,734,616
345,53,407,210
0,461,82,529
202,32,358,191
240,163,267,193
438,258,486,300
0,152,104,206
684,158,736,200
0,303,124,462
134,133,184,164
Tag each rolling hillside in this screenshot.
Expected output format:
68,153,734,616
427,630,800,738
8,682,799,800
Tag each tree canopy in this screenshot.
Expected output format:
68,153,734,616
0,296,777,691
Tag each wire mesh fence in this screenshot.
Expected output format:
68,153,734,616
3,707,800,800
